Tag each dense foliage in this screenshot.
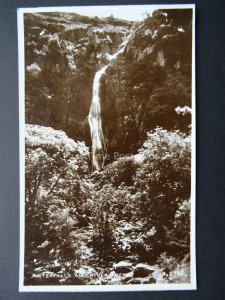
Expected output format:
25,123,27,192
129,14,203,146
25,125,191,285
91,128,191,264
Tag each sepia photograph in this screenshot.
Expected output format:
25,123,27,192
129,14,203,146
18,4,196,291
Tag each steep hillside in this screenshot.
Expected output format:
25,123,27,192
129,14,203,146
101,9,192,156
24,12,132,145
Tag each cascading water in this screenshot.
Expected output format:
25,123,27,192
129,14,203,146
88,66,107,171
88,34,131,171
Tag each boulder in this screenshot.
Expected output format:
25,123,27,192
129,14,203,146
133,263,155,278
114,261,132,274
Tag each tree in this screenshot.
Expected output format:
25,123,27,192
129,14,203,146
24,125,90,284
132,127,191,261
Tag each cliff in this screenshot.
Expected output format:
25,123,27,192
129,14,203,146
24,12,132,146
101,9,192,156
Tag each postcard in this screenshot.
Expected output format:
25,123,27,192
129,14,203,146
18,4,196,291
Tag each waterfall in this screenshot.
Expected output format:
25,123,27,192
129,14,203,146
88,66,107,171
88,34,131,171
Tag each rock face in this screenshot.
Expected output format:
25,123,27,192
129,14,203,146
24,12,132,146
101,9,192,157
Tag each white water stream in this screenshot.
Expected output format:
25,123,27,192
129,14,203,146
88,34,131,171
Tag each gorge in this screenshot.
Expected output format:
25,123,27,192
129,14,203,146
24,9,192,164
